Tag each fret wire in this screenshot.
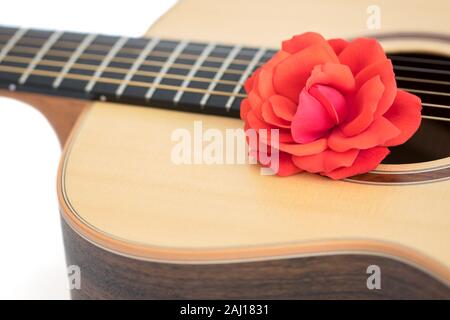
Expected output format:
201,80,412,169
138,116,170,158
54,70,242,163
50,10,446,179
200,45,242,107
145,40,188,100
19,31,63,85
115,37,159,98
0,28,28,63
225,47,266,110
0,64,246,98
53,33,97,88
173,42,215,104
84,36,128,93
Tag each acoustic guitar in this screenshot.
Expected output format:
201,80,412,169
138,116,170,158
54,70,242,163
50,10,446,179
1,0,449,299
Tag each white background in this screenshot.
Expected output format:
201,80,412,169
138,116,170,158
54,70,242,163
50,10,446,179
0,0,176,300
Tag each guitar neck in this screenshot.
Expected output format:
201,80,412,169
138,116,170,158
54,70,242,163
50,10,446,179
0,26,277,118
0,26,448,121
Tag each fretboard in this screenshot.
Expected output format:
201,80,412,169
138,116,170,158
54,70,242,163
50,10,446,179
0,26,449,121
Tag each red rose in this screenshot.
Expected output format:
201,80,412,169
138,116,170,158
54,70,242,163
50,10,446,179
241,32,422,179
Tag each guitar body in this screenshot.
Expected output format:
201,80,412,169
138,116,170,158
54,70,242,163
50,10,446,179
5,0,450,299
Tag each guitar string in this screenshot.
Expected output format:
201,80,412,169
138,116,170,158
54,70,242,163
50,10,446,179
395,76,450,87
7,43,450,80
9,45,247,75
0,64,245,98
4,39,450,81
6,48,450,87
1,56,449,117
5,35,450,71
399,88,450,97
0,65,448,121
1,55,238,85
2,53,450,101
389,55,450,66
0,34,259,64
419,115,450,122
2,33,450,66
422,102,450,110
4,53,450,88
0,37,257,66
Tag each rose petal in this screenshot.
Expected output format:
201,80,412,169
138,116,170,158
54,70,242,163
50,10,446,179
273,43,339,102
355,59,397,118
292,149,359,173
240,98,251,120
244,69,260,92
279,138,327,156
275,152,303,176
383,89,422,146
328,38,348,55
247,112,294,143
282,32,326,54
247,90,263,118
291,88,336,143
312,84,348,124
338,38,387,75
258,68,276,99
261,101,291,128
329,117,401,152
264,50,291,70
250,141,303,176
325,147,390,179
306,63,355,92
269,95,297,121
340,75,385,136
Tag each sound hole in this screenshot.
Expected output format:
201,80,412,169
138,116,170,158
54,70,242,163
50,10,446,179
382,53,450,164
384,118,449,164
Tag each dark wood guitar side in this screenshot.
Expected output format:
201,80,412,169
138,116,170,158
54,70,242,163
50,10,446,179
62,220,450,299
